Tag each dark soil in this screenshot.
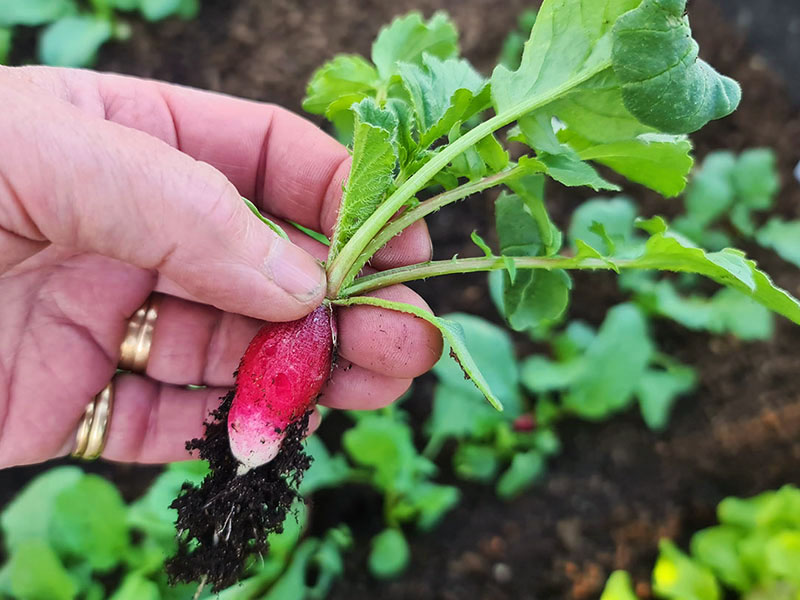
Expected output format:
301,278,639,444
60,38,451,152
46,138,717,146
2,1,800,599
166,391,312,592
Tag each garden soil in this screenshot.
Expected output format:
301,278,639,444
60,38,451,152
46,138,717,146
2,1,800,598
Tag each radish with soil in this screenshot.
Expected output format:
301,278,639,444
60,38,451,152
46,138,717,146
167,0,800,591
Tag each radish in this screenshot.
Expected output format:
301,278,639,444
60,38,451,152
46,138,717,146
227,305,336,473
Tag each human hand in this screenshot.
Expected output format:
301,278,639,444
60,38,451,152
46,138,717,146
0,66,442,468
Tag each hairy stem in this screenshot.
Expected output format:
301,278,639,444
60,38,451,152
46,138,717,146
325,60,612,297
340,166,528,286
341,254,631,296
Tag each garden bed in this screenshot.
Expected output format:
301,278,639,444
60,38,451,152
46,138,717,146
2,1,800,598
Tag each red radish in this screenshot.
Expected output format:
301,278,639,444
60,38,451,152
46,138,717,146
227,305,336,474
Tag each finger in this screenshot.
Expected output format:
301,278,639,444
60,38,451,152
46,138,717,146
19,67,432,269
318,360,412,410
101,375,228,463
337,286,443,378
0,71,325,322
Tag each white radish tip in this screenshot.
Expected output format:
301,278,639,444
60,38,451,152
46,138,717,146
229,427,284,475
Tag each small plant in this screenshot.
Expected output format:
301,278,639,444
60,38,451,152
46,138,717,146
600,485,800,600
0,0,199,67
167,0,800,590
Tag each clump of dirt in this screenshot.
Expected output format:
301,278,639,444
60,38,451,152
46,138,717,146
165,390,312,592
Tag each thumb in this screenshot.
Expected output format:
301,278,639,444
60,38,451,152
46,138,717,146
0,78,326,322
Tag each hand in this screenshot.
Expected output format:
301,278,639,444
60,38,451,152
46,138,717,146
0,66,442,468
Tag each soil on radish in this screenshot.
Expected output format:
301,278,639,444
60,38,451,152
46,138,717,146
1,2,799,599
166,390,312,591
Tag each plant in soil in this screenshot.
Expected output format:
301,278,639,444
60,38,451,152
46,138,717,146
166,0,800,590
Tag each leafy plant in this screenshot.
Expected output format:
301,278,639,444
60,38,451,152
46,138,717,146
0,0,200,67
600,485,800,600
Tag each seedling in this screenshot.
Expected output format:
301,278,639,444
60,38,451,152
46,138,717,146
168,0,800,589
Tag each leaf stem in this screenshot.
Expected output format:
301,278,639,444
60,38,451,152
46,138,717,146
325,60,612,297
341,254,631,296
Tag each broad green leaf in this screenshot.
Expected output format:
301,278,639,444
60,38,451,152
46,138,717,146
684,151,737,228
717,491,778,530
399,54,487,148
38,16,112,67
612,0,741,134
496,451,545,499
0,27,11,64
109,573,160,600
568,196,638,256
368,529,410,579
521,355,585,393
302,55,379,117
300,436,352,495
690,526,751,592
51,474,129,571
426,383,504,454
757,218,800,269
453,444,500,483
0,466,82,551
636,366,695,430
765,531,800,584
0,0,76,26
431,312,520,412
652,540,720,600
564,303,653,419
600,571,638,600
109,0,140,10
8,540,77,600
342,414,421,492
140,0,182,21
563,130,693,197
329,99,398,259
371,12,458,80
262,540,319,600
732,148,779,210
537,152,619,191
336,297,506,409
391,483,460,531
629,217,800,327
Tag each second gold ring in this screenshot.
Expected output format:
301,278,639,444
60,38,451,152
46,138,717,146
118,294,160,373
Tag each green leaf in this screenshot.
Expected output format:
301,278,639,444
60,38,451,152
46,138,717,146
302,55,379,118
470,231,492,257
568,196,638,256
0,0,76,26
636,366,695,430
757,218,800,269
612,0,741,134
0,27,11,64
521,355,585,393
496,451,545,499
399,54,487,148
0,466,82,551
453,444,500,483
426,383,505,454
732,148,779,210
342,414,421,491
563,303,653,420
300,436,352,495
600,571,639,600
368,529,410,579
391,483,460,531
38,16,112,67
7,540,77,600
329,98,398,260
242,197,289,240
562,129,693,197
109,573,160,600
766,531,800,584
652,540,720,600
139,0,182,21
690,526,751,592
335,296,506,410
371,12,458,81
537,152,619,191
51,474,129,571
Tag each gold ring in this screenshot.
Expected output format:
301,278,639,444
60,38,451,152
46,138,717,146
71,381,115,460
118,294,160,373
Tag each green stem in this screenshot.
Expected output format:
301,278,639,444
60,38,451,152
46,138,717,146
340,166,528,287
325,60,612,297
341,254,630,296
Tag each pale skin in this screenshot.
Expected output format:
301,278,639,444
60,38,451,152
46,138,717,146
0,66,444,468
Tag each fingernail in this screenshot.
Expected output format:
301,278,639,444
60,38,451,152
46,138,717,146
265,239,325,300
